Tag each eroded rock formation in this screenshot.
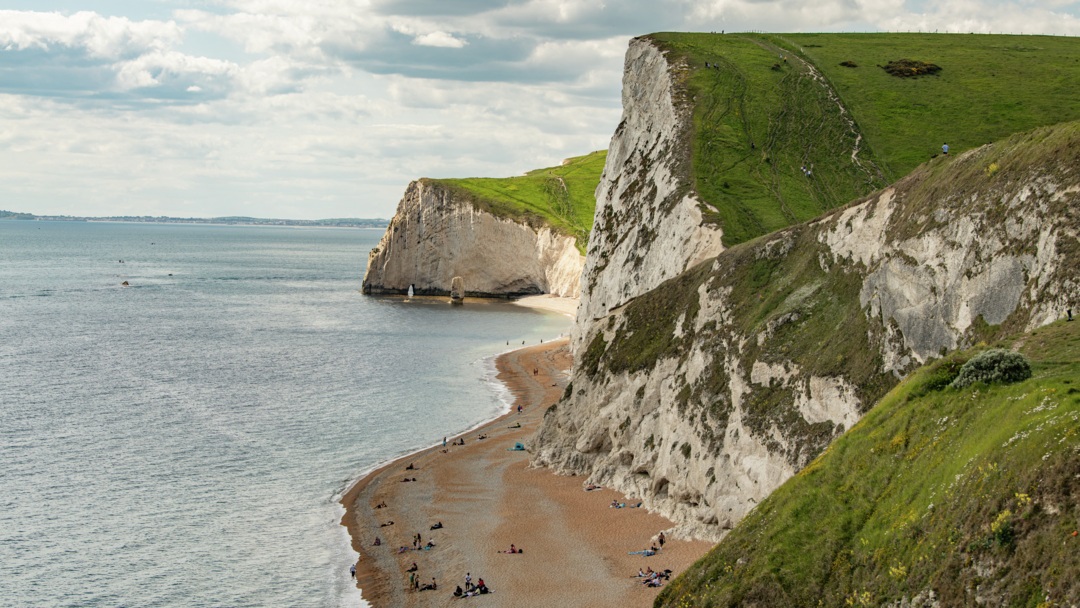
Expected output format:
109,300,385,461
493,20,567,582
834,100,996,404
532,36,1080,542
363,180,584,298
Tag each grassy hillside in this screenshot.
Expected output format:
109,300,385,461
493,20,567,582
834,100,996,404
657,321,1080,608
647,32,1080,247
778,33,1080,180
432,151,605,253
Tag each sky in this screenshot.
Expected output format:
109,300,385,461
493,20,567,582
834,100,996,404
2,1,1079,219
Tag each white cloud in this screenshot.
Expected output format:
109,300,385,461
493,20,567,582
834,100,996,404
0,10,180,58
2,1,1079,220
412,31,468,47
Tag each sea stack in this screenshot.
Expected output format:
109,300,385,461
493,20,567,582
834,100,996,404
449,276,464,305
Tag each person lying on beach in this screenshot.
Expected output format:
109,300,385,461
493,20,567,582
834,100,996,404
418,578,437,591
405,463,415,470
424,540,436,549
610,500,626,508
380,520,394,527
401,477,416,482
407,562,418,572
584,483,600,491
507,422,521,429
374,501,387,509
628,548,656,556
497,544,522,554
477,434,487,440
430,521,443,530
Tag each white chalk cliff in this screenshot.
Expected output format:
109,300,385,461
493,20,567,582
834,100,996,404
363,179,585,298
577,37,725,335
532,36,1080,542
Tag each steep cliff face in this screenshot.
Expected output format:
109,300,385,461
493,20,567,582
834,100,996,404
577,37,725,330
533,122,1080,541
362,180,584,298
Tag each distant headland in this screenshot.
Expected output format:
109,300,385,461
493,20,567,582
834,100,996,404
0,209,388,229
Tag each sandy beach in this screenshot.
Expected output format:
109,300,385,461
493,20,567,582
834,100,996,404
341,336,711,607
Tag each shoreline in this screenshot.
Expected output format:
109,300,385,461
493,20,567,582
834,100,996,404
340,337,712,607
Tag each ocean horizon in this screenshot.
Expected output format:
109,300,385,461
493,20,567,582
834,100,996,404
0,220,571,607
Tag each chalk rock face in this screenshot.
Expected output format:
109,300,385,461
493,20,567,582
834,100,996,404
363,180,585,298
534,107,1080,540
576,37,725,335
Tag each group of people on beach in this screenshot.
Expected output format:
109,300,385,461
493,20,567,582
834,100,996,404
634,567,672,587
454,572,491,598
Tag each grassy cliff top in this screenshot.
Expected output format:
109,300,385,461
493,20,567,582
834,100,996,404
647,32,1080,247
656,320,1080,608
430,150,606,254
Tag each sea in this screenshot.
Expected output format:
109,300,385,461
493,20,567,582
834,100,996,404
0,220,572,607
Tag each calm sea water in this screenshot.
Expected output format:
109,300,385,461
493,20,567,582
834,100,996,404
0,221,571,607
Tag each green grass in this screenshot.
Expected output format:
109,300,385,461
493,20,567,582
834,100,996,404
431,151,606,253
778,33,1080,178
656,321,1080,608
645,32,1080,247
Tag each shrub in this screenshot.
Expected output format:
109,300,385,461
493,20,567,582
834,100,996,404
950,349,1032,389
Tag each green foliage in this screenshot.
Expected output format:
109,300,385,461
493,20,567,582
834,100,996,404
778,33,1080,179
648,33,889,247
950,348,1033,388
643,32,1080,248
906,353,968,400
599,262,711,376
433,151,606,253
656,321,1080,608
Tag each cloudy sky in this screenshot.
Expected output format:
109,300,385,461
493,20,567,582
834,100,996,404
2,1,1078,219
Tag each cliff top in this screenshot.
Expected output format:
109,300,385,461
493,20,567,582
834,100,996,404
430,150,605,254
645,32,1080,246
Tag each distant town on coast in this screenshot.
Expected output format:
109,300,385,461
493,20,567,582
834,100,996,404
0,209,389,229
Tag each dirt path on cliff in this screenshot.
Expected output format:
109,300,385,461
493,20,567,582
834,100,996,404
342,339,712,607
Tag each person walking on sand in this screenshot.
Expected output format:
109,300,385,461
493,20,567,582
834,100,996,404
658,531,665,550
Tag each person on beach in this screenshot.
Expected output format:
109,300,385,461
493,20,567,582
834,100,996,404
465,572,472,591
430,521,443,530
373,537,381,546
658,531,665,550
407,562,418,572
942,142,949,155
443,436,447,447
350,563,356,578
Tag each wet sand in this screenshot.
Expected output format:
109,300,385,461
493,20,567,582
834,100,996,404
341,338,711,607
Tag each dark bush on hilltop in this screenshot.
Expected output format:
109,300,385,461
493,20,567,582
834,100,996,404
882,58,942,77
950,348,1032,388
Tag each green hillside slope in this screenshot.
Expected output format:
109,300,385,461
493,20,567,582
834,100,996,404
431,151,606,253
657,321,1080,608
648,32,1080,247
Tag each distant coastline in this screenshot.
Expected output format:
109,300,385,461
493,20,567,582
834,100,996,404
0,209,388,229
